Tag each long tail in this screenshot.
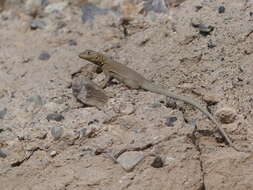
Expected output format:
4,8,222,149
141,81,236,149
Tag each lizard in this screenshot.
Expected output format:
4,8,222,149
79,49,239,151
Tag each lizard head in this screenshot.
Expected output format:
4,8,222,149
79,50,104,66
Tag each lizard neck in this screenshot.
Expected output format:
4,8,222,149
102,56,115,65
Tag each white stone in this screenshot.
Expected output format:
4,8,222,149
44,2,68,14
117,151,144,172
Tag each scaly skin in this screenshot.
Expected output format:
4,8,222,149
79,49,239,151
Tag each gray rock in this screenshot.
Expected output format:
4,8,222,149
165,98,177,109
72,76,108,109
0,149,7,158
38,51,50,61
165,116,177,127
218,6,225,14
46,113,64,122
191,17,202,27
207,39,216,49
51,126,64,139
25,95,44,115
203,93,219,105
29,19,46,30
191,18,214,36
44,2,68,14
27,95,44,105
117,151,144,172
74,128,87,138
0,107,7,119
68,39,77,46
198,24,214,35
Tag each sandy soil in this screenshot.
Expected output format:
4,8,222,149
0,0,253,189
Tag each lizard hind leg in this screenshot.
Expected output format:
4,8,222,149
109,71,140,89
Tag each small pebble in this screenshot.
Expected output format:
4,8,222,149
0,149,7,158
88,119,99,125
165,98,177,109
0,107,7,119
151,156,163,168
46,113,64,122
198,24,214,36
29,19,46,30
38,52,50,61
22,57,31,63
44,2,68,14
163,156,176,166
215,107,237,124
51,126,64,139
191,19,214,36
218,6,225,14
207,39,216,49
94,147,105,155
195,5,202,11
191,17,202,27
50,150,57,157
165,116,177,127
68,39,77,46
203,93,219,105
78,128,87,138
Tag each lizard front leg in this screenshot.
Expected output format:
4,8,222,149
100,69,112,88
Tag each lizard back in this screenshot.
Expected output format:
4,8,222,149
103,58,150,86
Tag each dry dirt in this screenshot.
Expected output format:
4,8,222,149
0,0,253,189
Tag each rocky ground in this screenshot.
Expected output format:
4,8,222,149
0,0,253,189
